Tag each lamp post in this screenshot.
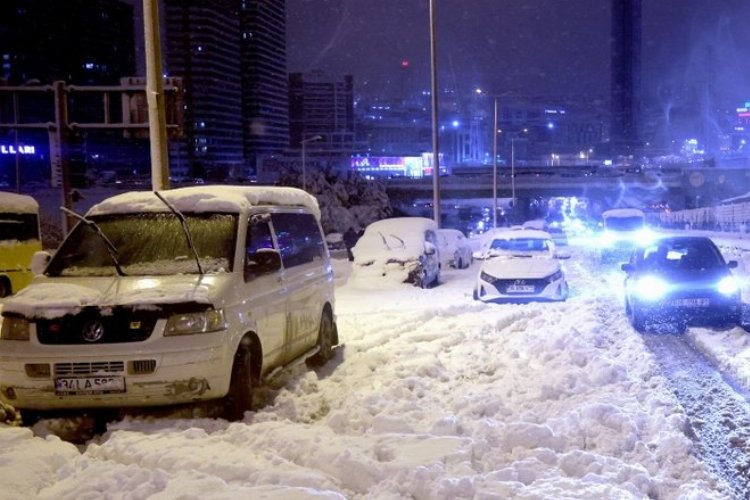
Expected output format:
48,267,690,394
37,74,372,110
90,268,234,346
509,128,528,223
300,135,322,191
429,0,441,226
492,98,498,229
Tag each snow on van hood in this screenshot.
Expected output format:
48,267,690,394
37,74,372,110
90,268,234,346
0,191,38,214
481,255,560,280
2,275,221,319
87,185,320,220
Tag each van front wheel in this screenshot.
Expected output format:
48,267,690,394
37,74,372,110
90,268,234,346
224,345,254,421
307,312,334,367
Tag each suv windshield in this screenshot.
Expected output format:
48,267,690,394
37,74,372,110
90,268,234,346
46,213,237,277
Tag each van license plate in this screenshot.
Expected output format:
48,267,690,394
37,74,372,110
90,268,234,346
507,285,534,293
55,376,125,395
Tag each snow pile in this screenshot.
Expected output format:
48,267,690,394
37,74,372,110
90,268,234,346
0,244,734,498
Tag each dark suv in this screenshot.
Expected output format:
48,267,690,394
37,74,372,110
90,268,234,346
621,236,746,333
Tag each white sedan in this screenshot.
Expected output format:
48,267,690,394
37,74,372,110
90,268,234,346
473,229,569,302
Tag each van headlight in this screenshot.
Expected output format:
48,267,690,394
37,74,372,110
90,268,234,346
165,309,226,336
1,316,30,341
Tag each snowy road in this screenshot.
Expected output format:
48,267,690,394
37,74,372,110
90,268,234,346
4,241,750,498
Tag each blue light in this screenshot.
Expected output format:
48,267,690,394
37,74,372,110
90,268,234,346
452,120,460,128
547,122,555,130
635,276,668,301
717,276,739,295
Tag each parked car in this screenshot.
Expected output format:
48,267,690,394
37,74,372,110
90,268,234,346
473,229,569,302
351,217,440,288
621,235,747,333
437,228,473,269
522,219,568,247
0,185,338,423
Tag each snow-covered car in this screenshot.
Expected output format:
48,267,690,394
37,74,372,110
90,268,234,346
0,186,338,423
351,217,440,288
598,208,652,262
621,235,747,333
437,228,473,269
473,229,569,302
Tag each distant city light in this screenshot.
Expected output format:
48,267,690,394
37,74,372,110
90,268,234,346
0,144,35,155
452,120,460,128
547,122,555,130
401,60,410,68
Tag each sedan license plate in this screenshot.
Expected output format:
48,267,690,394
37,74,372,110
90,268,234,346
671,298,710,307
507,284,535,293
55,375,125,396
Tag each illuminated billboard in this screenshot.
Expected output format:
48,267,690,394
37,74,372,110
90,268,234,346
350,154,446,178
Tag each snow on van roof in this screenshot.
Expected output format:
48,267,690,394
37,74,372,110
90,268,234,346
602,208,644,219
87,185,320,219
0,191,39,214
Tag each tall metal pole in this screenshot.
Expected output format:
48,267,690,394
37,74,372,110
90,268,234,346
301,140,307,191
429,0,441,226
492,98,498,229
511,137,516,223
144,0,170,190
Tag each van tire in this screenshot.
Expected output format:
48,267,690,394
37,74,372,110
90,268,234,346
307,311,334,367
224,344,254,421
0,278,10,298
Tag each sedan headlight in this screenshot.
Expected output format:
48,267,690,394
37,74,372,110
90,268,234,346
634,275,669,301
547,270,563,283
480,271,498,284
1,316,30,341
717,276,740,296
165,309,226,336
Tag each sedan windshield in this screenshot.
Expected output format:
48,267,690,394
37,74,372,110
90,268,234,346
46,213,237,277
490,237,551,253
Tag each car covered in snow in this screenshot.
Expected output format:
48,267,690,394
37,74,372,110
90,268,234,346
437,228,473,269
473,229,569,302
621,235,746,333
351,217,440,288
0,185,338,423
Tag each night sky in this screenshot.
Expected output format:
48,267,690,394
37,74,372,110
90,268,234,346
286,0,750,107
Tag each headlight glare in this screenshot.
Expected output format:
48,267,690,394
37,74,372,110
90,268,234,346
635,275,668,301
1,316,31,341
717,276,739,296
165,309,226,336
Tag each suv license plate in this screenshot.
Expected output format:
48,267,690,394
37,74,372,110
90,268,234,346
507,285,535,293
55,375,125,395
671,298,709,307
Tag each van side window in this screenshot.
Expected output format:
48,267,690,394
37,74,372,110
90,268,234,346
245,220,278,277
425,230,437,246
271,212,325,268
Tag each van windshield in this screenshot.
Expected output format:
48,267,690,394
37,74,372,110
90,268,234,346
0,213,40,242
604,216,644,231
46,213,237,277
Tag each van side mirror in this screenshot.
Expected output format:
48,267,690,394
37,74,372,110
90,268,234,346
31,251,52,275
621,263,634,273
245,248,281,280
728,260,738,269
424,241,437,256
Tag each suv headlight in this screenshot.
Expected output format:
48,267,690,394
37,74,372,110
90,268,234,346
165,309,226,336
1,316,30,341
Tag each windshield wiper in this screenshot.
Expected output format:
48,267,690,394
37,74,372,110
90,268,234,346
154,191,204,274
61,207,125,276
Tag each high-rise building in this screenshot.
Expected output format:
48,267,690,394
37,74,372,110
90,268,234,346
288,70,357,159
164,0,244,180
610,0,642,154
239,0,289,173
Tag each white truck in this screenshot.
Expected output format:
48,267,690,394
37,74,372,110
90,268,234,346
599,208,650,262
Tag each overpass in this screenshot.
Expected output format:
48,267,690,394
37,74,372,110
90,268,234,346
385,163,750,218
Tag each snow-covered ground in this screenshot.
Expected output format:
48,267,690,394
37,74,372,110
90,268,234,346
3,234,750,498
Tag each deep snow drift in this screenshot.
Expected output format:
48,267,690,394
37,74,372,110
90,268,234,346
3,236,750,498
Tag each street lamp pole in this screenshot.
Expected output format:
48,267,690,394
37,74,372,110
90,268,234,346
429,0,441,226
511,136,516,223
300,135,322,191
493,98,498,229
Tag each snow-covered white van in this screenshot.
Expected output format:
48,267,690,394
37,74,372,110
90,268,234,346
0,186,337,422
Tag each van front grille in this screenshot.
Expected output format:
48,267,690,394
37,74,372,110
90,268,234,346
55,361,125,376
130,359,156,374
36,308,158,345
